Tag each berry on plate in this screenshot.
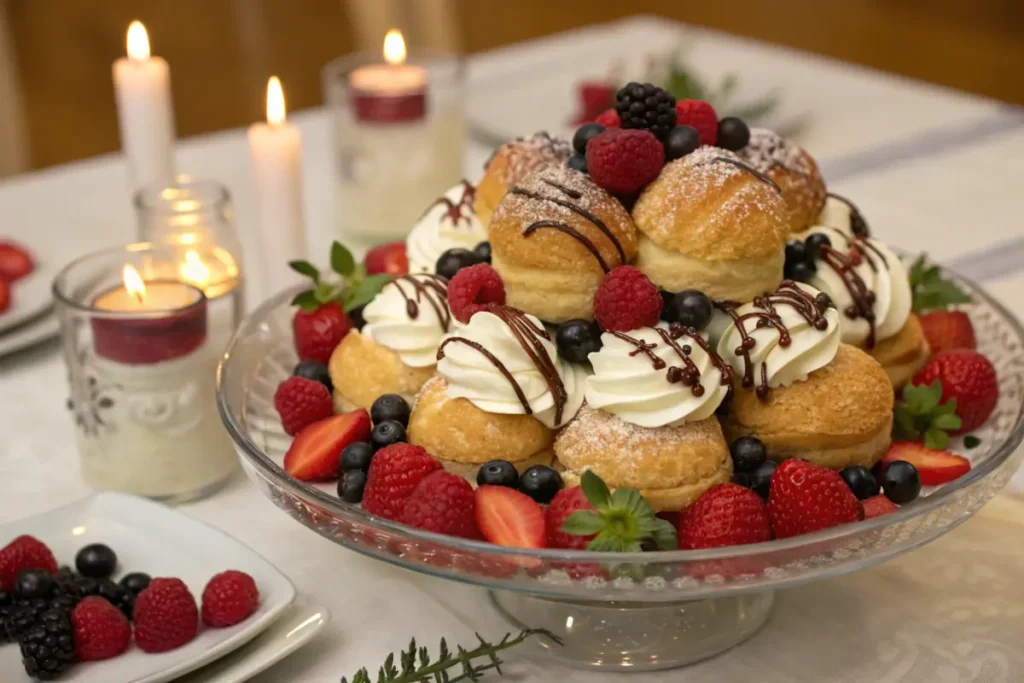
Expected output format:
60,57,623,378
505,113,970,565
892,379,962,450
338,470,367,503
293,359,333,393
882,442,971,486
120,572,152,595
919,310,975,353
340,441,375,473
861,494,899,519
0,279,9,314
75,543,118,579
362,443,442,520
283,409,372,481
370,394,411,427
133,577,199,653
0,240,34,283
72,596,131,661
447,263,506,324
475,486,546,549
662,289,713,329
274,376,334,436
476,460,520,489
664,125,701,161
674,100,718,146
435,248,480,281
880,460,922,504
913,349,998,433
293,302,352,366
594,108,621,128
767,459,862,539
364,242,409,276
400,471,480,539
473,241,492,264
519,465,564,504
370,419,407,450
679,483,771,550
593,265,663,332
585,128,665,195
555,319,603,363
839,466,880,500
614,82,677,141
716,116,751,151
728,435,767,474
572,122,606,154
0,535,57,591
545,487,594,550
202,570,260,628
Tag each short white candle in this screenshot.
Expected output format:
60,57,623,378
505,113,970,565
112,21,176,194
247,76,306,294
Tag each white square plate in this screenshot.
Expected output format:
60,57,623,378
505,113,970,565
0,492,296,683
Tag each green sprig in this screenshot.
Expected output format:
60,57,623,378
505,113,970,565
289,240,391,313
908,253,972,314
561,470,677,553
893,380,962,449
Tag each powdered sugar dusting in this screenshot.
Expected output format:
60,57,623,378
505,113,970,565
490,132,572,186
739,128,814,176
500,165,619,224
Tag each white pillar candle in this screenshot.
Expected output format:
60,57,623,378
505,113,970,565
112,21,176,194
247,76,306,294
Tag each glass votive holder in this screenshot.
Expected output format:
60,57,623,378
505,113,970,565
322,46,465,245
53,243,239,503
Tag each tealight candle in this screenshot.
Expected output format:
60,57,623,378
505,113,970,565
348,29,428,123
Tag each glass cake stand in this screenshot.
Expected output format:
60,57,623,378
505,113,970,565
216,267,1024,672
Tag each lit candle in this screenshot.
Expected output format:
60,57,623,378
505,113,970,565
349,29,427,123
112,21,176,193
247,76,306,294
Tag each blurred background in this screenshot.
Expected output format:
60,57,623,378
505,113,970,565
0,0,1021,176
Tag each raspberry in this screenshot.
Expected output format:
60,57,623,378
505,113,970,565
0,535,57,591
545,487,593,550
675,100,718,146
202,570,260,628
679,484,771,550
362,444,442,521
133,578,199,653
400,471,479,539
274,376,334,436
593,266,663,332
293,302,352,365
861,494,898,519
71,596,131,661
594,108,621,128
585,129,665,195
768,459,862,539
447,263,506,324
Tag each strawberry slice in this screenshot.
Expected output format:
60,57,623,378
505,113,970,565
0,241,34,283
283,409,371,481
861,495,898,519
475,486,546,549
364,242,408,276
882,442,971,486
919,310,975,353
0,279,9,313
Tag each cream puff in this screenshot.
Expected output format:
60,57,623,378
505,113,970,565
407,305,587,475
489,165,638,323
329,273,449,410
632,147,790,302
406,180,488,273
475,132,573,228
715,281,894,470
737,128,827,234
554,323,733,512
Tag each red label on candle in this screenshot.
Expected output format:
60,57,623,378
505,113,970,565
351,92,427,124
91,284,208,365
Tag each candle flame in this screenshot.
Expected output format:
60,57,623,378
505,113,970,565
266,76,286,126
179,250,211,287
123,264,147,302
383,29,406,65
126,21,151,61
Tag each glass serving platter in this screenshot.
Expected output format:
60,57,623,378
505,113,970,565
216,266,1024,672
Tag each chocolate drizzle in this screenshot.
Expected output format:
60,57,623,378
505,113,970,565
422,180,478,230
609,325,732,399
716,281,833,400
818,244,878,348
826,192,870,238
436,306,569,425
386,275,451,331
709,156,782,194
524,220,611,272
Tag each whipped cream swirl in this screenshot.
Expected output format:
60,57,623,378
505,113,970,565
362,274,450,367
406,181,487,273
585,324,730,428
796,194,868,242
717,281,840,396
436,308,586,429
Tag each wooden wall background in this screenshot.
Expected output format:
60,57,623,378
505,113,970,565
5,0,1023,171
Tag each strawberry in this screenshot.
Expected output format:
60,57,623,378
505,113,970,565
293,302,352,365
861,495,899,519
202,570,260,627
364,242,409,276
913,350,998,433
882,442,971,486
572,81,616,123
0,535,57,591
274,376,334,436
545,487,594,550
679,483,771,550
133,578,199,653
919,310,975,353
71,596,132,661
0,240,34,283
0,279,9,314
768,459,862,539
594,108,621,128
362,444,442,520
282,410,372,481
400,471,479,539
475,486,546,549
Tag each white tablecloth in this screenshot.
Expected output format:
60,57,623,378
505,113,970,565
1,15,1023,683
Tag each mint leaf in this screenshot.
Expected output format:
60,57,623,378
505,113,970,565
650,518,678,550
580,470,612,512
932,413,962,431
561,510,605,537
289,260,319,282
291,290,319,312
343,274,392,312
610,488,651,518
330,241,356,277
924,428,950,450
893,379,961,448
964,435,981,449
908,252,972,313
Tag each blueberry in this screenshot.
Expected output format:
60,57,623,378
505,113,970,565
787,261,817,283
716,117,751,151
567,154,588,174
882,461,921,504
664,125,701,160
804,233,833,261
731,471,755,489
520,466,563,504
118,572,151,596
370,394,411,427
435,248,479,280
294,360,333,393
371,420,406,450
556,319,603,363
476,460,520,489
473,241,492,264
14,569,54,599
785,240,809,267
750,460,777,500
664,290,713,330
730,436,767,473
349,304,367,331
572,123,606,154
840,466,880,500
338,470,367,503
341,441,375,472
75,544,117,579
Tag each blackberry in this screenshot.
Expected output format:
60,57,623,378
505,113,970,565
19,606,77,680
5,597,49,642
0,590,13,643
615,82,677,141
